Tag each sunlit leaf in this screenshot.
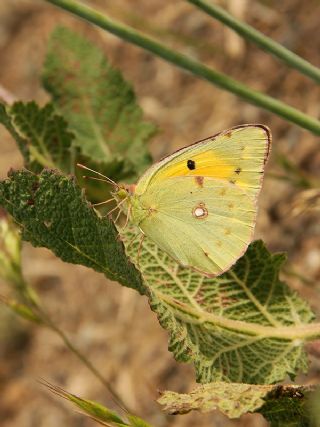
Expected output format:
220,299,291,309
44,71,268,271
0,101,73,173
121,228,316,384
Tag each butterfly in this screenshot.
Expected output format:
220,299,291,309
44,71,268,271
80,124,271,277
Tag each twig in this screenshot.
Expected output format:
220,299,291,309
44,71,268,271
187,0,320,84
44,0,320,135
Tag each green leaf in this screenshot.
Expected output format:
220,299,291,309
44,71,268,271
43,26,156,181
158,382,318,425
41,381,153,427
1,170,318,385
121,228,316,384
308,389,320,427
0,103,29,162
260,385,317,427
0,101,74,173
0,169,144,294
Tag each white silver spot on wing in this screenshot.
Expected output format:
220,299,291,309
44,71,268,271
192,203,208,219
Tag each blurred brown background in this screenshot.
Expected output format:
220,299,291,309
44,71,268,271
0,1,320,426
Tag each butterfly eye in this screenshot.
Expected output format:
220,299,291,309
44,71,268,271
117,188,128,199
187,159,196,170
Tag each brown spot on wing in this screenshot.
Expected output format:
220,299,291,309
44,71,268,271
235,167,241,174
229,179,236,184
225,131,232,138
224,228,231,235
219,188,227,196
195,176,204,187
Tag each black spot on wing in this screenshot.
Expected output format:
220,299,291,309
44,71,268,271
187,159,196,170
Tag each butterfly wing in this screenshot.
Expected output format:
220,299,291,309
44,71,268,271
132,124,271,276
136,176,255,276
135,124,271,200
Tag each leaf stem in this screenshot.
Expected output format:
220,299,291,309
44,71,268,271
187,0,320,84
44,0,320,135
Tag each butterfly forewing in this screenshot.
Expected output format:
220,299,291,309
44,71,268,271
135,125,270,200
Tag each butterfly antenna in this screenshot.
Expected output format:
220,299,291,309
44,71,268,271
82,176,113,184
77,163,117,187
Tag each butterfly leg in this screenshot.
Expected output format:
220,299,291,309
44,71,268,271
92,197,114,207
105,197,127,218
121,204,132,231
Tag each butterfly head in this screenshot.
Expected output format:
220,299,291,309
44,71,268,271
112,184,136,200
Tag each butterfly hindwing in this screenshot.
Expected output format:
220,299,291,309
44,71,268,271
137,176,256,276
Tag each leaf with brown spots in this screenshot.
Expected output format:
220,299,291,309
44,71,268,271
158,382,318,424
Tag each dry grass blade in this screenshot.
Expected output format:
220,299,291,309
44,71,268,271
39,379,130,426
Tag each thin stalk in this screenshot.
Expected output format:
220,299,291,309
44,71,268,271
44,0,320,135
187,0,320,84
7,275,131,413
35,306,131,413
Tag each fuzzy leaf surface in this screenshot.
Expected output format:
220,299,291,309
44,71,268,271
0,101,73,173
121,228,315,384
0,170,144,293
43,26,156,180
158,382,317,426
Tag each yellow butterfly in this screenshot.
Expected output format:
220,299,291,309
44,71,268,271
81,124,271,277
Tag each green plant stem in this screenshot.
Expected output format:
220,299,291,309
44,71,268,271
187,0,320,84
44,0,320,135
